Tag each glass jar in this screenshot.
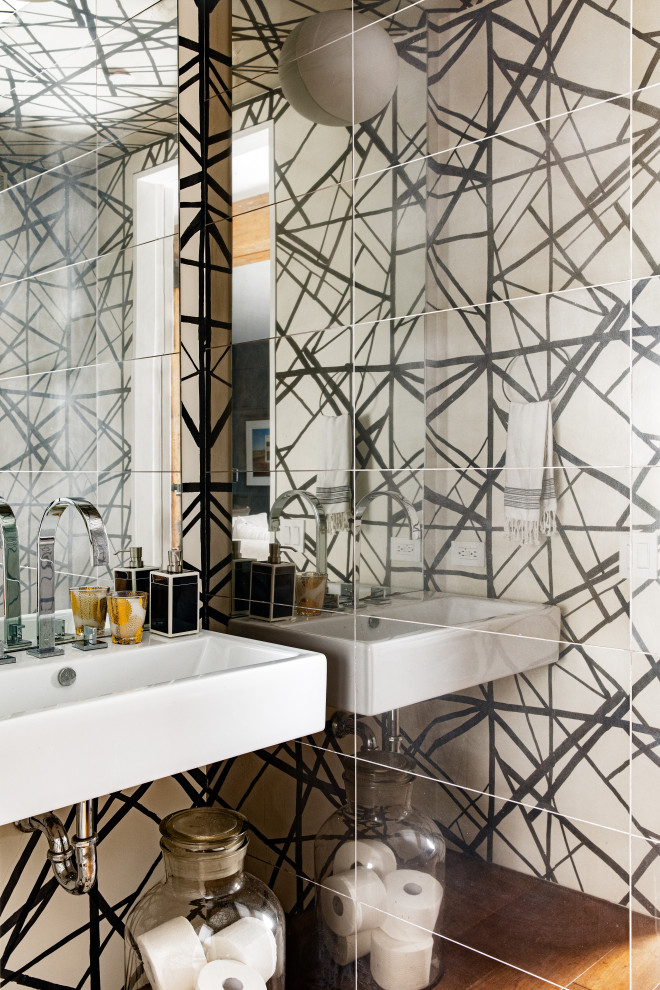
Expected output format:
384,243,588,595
124,808,285,990
314,752,445,990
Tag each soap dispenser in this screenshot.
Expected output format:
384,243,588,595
231,540,254,616
114,546,158,628
150,549,200,637
249,541,295,622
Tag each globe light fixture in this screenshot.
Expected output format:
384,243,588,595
278,10,398,127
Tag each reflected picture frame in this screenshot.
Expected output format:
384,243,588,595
246,419,270,486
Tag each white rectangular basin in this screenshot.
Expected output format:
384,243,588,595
0,630,326,826
229,592,561,716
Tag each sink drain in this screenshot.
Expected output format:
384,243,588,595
57,667,76,687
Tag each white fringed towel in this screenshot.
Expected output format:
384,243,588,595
504,399,557,546
316,413,352,534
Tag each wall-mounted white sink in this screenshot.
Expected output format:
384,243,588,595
229,592,561,716
0,630,326,826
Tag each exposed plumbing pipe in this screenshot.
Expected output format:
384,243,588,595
382,709,401,753
16,800,97,895
330,710,378,752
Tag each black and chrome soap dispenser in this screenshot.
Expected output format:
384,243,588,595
231,540,254,616
150,548,200,638
114,546,157,594
248,541,295,622
114,546,158,628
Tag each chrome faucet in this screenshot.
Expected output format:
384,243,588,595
0,499,25,652
28,497,110,658
269,490,328,574
354,489,421,601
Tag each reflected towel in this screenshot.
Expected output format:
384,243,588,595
316,413,352,534
504,399,557,545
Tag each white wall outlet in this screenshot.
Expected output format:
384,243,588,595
279,522,304,553
390,537,421,562
451,540,485,567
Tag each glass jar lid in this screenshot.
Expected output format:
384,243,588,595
160,808,248,854
343,750,416,786
159,809,249,879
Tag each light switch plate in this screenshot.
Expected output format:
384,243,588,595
279,522,304,553
619,533,658,580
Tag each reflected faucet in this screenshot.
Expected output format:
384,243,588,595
354,489,421,601
28,498,110,658
269,490,328,574
0,499,25,651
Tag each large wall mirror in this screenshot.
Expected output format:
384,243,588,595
0,0,180,647
230,1,428,597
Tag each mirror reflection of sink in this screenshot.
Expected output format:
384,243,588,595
229,592,561,716
0,630,326,826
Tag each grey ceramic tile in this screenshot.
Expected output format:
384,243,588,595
275,181,353,338
633,276,660,468
427,98,631,313
356,315,425,472
633,85,660,279
96,235,178,364
0,259,96,381
273,325,352,475
96,354,174,476
424,466,630,652
631,467,660,655
426,282,631,473
97,115,178,257
634,1,660,91
354,156,427,326
0,155,98,287
428,0,630,155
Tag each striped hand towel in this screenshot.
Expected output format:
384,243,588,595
316,413,352,534
504,399,557,546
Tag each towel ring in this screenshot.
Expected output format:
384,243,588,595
501,346,572,404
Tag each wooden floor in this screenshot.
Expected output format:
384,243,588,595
287,851,660,990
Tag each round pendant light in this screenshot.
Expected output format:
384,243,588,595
278,10,398,127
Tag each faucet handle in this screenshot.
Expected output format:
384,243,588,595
72,624,108,652
0,641,16,664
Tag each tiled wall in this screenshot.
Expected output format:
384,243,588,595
0,0,231,986
223,1,660,988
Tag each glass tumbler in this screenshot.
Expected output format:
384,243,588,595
295,572,327,615
108,590,149,645
69,586,110,636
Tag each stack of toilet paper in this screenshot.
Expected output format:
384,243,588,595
320,839,443,990
136,914,277,990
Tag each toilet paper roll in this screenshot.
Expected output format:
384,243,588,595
195,959,266,990
333,840,397,878
370,928,433,990
328,928,373,966
380,870,443,942
137,916,207,990
320,867,386,936
204,917,277,981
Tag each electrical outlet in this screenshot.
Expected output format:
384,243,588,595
451,540,485,567
390,537,421,562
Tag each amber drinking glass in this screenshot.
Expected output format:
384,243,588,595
108,591,148,645
69,586,110,636
295,572,327,615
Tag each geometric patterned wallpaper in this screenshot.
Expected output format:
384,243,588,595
224,7,660,982
0,0,229,987
4,1,660,989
